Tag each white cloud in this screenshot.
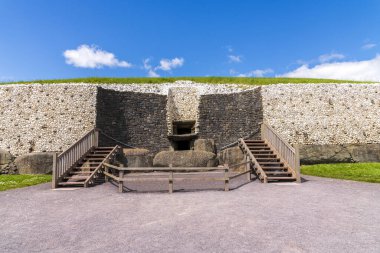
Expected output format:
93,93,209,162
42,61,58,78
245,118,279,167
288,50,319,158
143,58,152,70
318,53,345,63
362,43,376,50
237,68,274,77
142,57,184,77
280,55,380,82
228,55,242,63
63,44,132,68
157,57,184,71
148,69,160,77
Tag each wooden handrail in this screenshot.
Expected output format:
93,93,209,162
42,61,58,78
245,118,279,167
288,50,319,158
52,128,99,188
103,163,228,172
260,122,300,182
238,138,268,183
83,145,120,187
103,163,232,193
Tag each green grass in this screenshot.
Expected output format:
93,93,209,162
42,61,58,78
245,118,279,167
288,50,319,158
0,174,52,191
301,163,380,183
1,77,372,86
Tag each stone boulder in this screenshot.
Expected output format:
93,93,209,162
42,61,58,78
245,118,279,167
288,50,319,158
0,149,17,174
299,144,380,164
194,139,216,153
14,152,54,174
121,148,153,167
153,151,218,167
218,146,246,172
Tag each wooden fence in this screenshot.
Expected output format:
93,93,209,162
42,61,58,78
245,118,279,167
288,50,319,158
261,122,300,182
52,128,99,188
102,162,251,193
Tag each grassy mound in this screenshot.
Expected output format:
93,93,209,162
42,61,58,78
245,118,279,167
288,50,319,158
301,163,380,183
2,77,370,85
0,174,52,191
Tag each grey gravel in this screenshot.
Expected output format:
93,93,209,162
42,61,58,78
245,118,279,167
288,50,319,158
0,176,379,253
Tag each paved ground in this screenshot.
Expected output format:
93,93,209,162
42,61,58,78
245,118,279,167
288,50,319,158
0,175,379,253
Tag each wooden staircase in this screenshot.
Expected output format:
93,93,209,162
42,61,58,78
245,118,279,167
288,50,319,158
58,146,118,187
238,122,301,183
52,128,122,188
243,139,297,182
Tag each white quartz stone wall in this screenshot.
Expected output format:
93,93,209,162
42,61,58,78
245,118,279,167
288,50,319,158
0,84,97,155
167,87,199,135
262,83,380,145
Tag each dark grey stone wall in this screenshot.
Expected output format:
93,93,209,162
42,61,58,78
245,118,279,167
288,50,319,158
198,88,263,150
96,88,171,153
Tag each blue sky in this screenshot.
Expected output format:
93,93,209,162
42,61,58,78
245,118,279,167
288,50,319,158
1,0,380,81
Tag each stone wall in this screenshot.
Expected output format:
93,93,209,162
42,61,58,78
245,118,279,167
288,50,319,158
198,87,263,150
262,83,380,145
167,87,199,135
96,87,171,153
0,84,97,156
1,81,379,165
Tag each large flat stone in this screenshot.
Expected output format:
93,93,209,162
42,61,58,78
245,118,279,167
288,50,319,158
14,152,54,174
299,143,380,164
194,139,216,153
153,151,218,167
218,146,246,172
0,149,16,174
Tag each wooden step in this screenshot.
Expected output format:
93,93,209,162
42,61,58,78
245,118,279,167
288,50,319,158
83,158,105,161
244,140,265,143
95,147,114,150
262,167,289,170
265,171,292,175
253,154,277,157
87,154,108,157
255,158,280,161
58,181,85,186
70,171,93,175
267,176,296,181
259,162,284,165
74,166,98,169
64,176,89,180
247,143,268,146
77,163,102,166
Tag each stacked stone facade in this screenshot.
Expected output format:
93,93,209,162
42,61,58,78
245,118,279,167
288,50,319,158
262,84,380,145
0,82,379,161
198,88,263,149
0,84,97,156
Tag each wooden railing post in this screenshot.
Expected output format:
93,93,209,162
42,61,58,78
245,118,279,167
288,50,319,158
94,129,99,147
294,144,301,183
224,164,229,191
118,164,124,193
169,164,173,194
246,156,251,181
52,152,58,189
104,159,109,183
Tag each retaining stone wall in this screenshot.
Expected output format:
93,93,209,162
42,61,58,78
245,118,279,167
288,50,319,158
96,87,171,153
0,84,97,156
198,88,263,150
262,83,380,145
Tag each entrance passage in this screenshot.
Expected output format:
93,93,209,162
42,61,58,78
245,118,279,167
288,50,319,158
176,140,191,150
172,120,195,135
169,120,197,150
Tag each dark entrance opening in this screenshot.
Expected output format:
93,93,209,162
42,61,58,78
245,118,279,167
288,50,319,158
169,120,197,151
176,140,191,150
173,120,195,135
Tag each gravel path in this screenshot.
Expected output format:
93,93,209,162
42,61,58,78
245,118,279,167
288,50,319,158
0,176,379,253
